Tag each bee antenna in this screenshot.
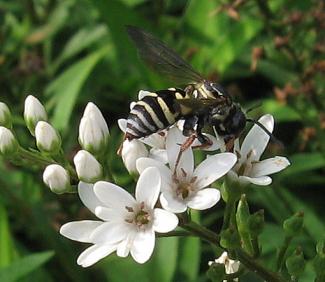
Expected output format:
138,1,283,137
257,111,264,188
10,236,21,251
246,118,284,148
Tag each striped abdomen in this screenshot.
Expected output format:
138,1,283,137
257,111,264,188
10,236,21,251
126,88,187,139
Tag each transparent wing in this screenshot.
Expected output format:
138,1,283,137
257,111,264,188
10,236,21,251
127,26,204,85
176,97,227,111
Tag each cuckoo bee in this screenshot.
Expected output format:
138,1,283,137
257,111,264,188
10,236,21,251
120,26,272,157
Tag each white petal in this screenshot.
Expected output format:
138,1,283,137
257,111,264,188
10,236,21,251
90,221,130,244
78,182,103,215
241,114,274,162
60,221,103,243
77,244,116,267
160,193,187,213
95,206,126,222
118,119,127,133
193,153,237,189
94,181,136,210
136,157,173,190
153,208,178,233
116,233,135,258
141,132,166,149
130,230,155,264
239,175,272,186
250,156,290,177
192,133,221,151
135,167,161,208
166,127,194,174
187,188,221,210
149,148,168,163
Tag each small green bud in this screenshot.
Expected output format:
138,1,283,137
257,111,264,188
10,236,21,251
221,176,242,203
283,211,304,237
220,228,241,249
0,126,19,156
236,194,250,228
313,253,325,281
285,247,305,278
248,210,265,236
0,102,12,128
316,238,325,257
207,261,226,282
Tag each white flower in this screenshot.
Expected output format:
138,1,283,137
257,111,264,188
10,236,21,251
209,252,240,281
229,114,290,186
79,102,109,155
121,139,148,175
24,95,47,135
137,127,237,213
0,126,19,155
0,102,12,128
73,150,103,183
35,121,61,154
43,164,71,194
60,167,178,267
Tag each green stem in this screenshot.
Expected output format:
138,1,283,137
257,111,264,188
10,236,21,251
181,221,219,245
276,236,293,271
18,147,54,166
222,199,236,230
251,235,261,258
157,230,193,238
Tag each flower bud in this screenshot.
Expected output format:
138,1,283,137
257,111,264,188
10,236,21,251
0,102,12,128
78,103,109,155
220,228,240,250
73,150,103,183
35,121,61,154
285,247,305,278
24,95,48,135
0,126,19,156
283,211,304,237
313,246,325,282
248,210,265,236
316,238,325,257
121,139,148,175
43,164,71,194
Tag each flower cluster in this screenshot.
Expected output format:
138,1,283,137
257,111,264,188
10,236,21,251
0,92,290,270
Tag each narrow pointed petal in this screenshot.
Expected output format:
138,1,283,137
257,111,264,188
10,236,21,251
130,230,155,264
90,221,130,244
166,127,194,174
239,175,272,186
193,153,237,189
77,244,116,267
94,181,136,210
160,193,187,213
78,182,103,214
250,156,290,177
153,208,178,233
60,221,103,243
241,114,274,161
136,167,161,208
136,157,173,190
187,188,221,210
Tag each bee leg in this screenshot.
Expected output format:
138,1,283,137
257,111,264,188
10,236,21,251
174,134,197,175
192,133,213,149
224,136,235,152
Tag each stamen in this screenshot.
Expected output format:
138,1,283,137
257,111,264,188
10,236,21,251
190,176,198,183
125,206,134,212
181,168,187,177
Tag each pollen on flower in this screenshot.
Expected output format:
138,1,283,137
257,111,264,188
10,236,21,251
176,181,195,199
124,202,152,229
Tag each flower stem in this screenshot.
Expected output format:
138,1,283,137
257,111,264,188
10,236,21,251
276,236,293,271
182,220,286,282
222,198,236,230
18,147,54,166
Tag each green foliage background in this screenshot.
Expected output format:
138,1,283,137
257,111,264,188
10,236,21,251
0,0,324,281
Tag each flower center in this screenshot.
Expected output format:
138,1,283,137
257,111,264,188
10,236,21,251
125,202,151,229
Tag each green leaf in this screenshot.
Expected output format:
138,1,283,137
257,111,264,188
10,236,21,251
0,251,54,282
281,153,325,176
0,204,15,267
46,47,110,130
178,237,200,281
259,99,301,122
53,25,108,70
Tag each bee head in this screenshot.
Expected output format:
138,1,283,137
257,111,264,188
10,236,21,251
210,104,246,138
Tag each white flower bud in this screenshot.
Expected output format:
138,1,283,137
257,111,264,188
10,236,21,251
121,139,148,175
0,102,12,128
35,121,61,154
43,164,71,194
78,103,109,155
24,95,48,135
73,150,103,183
0,126,19,156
